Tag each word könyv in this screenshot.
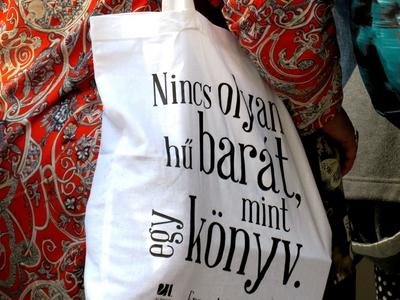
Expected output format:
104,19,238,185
148,192,302,295
185,195,302,294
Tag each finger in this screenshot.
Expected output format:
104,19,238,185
341,135,358,175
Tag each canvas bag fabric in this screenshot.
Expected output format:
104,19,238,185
85,2,332,299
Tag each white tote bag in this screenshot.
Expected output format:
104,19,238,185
86,1,332,299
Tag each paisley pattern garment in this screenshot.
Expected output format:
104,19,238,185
0,1,159,299
221,0,343,133
0,0,341,298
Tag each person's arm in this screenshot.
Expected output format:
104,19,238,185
322,108,358,175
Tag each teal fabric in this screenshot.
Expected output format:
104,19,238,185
350,0,400,128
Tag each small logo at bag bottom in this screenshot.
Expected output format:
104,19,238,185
155,283,174,300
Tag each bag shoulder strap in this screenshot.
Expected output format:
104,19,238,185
162,0,194,11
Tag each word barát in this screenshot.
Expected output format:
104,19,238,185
164,111,295,199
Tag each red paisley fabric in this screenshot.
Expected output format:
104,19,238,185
222,0,342,133
0,1,159,299
0,0,341,298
